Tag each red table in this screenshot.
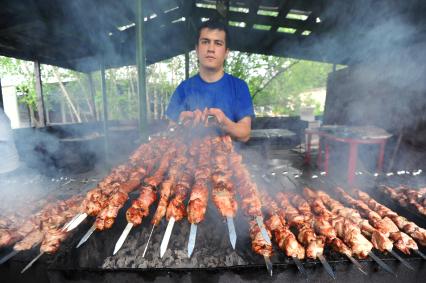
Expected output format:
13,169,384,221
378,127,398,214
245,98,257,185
305,128,391,185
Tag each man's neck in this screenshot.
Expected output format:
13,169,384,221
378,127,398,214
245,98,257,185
199,67,225,83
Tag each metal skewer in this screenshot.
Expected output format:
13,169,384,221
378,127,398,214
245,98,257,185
368,251,396,276
317,253,336,279
160,217,175,258
292,256,308,278
20,251,44,274
255,216,272,245
388,249,414,270
264,255,273,276
62,212,82,231
0,249,20,265
76,223,96,248
66,212,88,232
113,223,133,255
346,254,368,275
187,223,197,258
142,225,156,258
413,249,426,260
226,216,237,249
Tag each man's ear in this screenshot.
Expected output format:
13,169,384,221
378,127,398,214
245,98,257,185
225,48,230,59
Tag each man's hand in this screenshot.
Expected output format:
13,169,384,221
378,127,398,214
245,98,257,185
179,109,205,127
206,108,227,126
207,108,251,142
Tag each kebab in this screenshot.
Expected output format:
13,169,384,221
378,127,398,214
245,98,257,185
66,138,168,232
381,185,426,216
209,135,238,249
354,188,426,259
313,189,398,275
224,151,274,275
159,139,198,258
113,144,178,254
75,139,171,248
336,187,415,269
187,136,212,257
276,192,335,279
301,188,368,275
21,227,68,273
259,190,307,277
229,149,271,245
142,143,188,257
0,195,83,265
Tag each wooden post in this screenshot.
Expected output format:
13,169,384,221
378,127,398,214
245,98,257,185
185,51,190,80
34,60,46,127
87,72,98,121
136,0,148,138
100,62,110,166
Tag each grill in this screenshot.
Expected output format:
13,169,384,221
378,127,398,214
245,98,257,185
1,149,426,283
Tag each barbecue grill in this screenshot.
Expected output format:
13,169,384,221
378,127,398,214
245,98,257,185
1,142,426,283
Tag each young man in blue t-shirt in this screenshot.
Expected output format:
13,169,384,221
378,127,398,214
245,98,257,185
166,20,255,142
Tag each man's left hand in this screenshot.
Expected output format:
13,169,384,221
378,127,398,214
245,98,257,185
207,108,227,127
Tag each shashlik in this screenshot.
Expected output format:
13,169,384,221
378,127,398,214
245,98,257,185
187,136,212,224
276,192,326,259
210,136,238,218
302,188,373,259
1,195,83,251
381,185,426,216
259,191,305,259
354,189,426,246
306,189,374,258
337,187,418,254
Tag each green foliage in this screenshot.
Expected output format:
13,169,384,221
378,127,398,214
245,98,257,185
1,52,336,123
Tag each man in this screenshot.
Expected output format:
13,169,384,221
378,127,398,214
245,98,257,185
166,20,254,142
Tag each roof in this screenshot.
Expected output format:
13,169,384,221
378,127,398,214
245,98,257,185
0,0,425,72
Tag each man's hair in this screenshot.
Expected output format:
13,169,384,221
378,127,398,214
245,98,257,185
196,19,230,48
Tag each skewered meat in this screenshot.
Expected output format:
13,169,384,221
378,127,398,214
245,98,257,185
306,189,373,258
354,189,426,246
276,192,325,259
381,186,426,216
188,136,212,224
249,220,273,257
166,139,198,222
40,228,67,254
211,136,238,218
151,143,188,226
125,185,157,225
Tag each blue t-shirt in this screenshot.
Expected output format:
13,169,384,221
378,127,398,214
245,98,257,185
166,73,255,122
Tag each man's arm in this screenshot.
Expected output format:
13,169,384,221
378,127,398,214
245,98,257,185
207,108,252,142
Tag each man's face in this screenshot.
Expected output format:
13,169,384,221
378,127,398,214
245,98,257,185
196,28,229,72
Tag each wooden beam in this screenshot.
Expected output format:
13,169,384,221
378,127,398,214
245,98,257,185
194,6,316,31
244,0,261,30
